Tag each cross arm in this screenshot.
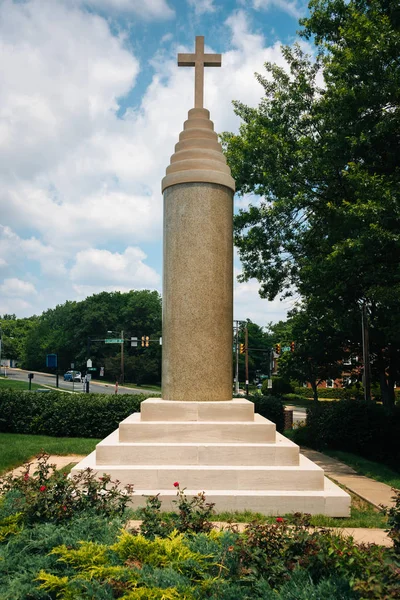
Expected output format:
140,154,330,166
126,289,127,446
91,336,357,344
178,53,195,67
204,54,221,67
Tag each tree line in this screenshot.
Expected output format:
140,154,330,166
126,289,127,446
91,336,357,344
221,0,400,409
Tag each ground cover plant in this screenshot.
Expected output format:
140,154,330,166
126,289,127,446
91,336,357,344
1,457,399,599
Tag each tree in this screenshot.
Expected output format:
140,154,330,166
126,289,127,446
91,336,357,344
271,305,347,402
222,0,400,409
23,290,162,381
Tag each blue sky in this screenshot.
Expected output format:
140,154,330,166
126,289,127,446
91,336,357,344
0,0,310,325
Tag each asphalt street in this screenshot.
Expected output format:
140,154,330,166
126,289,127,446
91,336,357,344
6,368,157,396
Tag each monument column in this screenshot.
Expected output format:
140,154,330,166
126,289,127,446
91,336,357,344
161,37,235,401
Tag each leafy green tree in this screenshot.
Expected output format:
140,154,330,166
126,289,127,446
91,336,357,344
272,306,347,401
222,0,400,408
23,290,162,382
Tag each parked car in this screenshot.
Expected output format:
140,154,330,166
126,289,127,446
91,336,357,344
63,370,82,382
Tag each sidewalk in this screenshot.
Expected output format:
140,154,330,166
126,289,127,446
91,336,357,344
301,448,396,509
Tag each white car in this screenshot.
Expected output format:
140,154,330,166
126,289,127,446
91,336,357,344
63,370,82,382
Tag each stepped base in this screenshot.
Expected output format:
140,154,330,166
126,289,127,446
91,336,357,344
71,399,350,517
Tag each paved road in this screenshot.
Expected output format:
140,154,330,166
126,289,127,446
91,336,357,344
6,368,158,396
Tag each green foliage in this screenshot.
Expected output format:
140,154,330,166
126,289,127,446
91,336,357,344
262,376,293,396
0,511,23,542
139,487,215,540
21,290,162,384
251,395,285,432
382,489,400,555
222,0,400,408
0,389,152,438
293,400,400,468
293,387,359,400
10,516,399,600
0,452,133,525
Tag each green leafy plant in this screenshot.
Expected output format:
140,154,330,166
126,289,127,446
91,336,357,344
381,489,400,555
0,451,133,524
139,484,215,539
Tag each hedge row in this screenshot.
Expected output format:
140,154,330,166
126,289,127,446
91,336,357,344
0,390,286,438
293,399,400,468
0,390,151,438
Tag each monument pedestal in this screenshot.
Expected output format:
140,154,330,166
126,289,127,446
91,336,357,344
71,399,350,516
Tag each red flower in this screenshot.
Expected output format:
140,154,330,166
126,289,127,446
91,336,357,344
276,517,284,523
63,506,67,511
39,485,46,492
23,473,29,481
173,482,179,488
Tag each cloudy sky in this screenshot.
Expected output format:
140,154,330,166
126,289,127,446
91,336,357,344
0,0,309,325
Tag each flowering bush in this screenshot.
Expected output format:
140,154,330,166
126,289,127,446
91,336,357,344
138,483,215,539
0,451,133,525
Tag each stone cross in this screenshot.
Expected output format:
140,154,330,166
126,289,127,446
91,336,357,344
178,36,221,109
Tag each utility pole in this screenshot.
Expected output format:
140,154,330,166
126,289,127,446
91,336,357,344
361,303,371,402
121,329,124,385
245,323,249,396
234,321,239,394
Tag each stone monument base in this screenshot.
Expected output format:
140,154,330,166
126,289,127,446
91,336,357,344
71,399,350,516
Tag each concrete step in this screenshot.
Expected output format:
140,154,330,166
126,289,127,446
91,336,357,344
140,398,255,422
96,430,300,466
70,453,349,517
118,412,275,443
71,452,324,491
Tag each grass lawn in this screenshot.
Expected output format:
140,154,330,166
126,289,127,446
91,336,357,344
0,377,44,391
0,433,99,474
323,449,400,489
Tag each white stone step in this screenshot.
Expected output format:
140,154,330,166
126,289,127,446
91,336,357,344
96,430,300,466
118,412,276,443
71,452,324,491
70,452,349,516
140,398,255,422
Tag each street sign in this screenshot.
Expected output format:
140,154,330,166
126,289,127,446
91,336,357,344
100,367,104,377
86,374,92,381
71,362,75,369
282,346,290,352
28,373,34,379
105,338,123,344
267,380,273,389
86,359,92,368
131,337,138,347
88,367,96,371
46,354,58,368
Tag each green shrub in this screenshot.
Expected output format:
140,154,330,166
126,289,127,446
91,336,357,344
262,377,293,396
282,393,308,403
0,390,152,438
251,395,285,433
0,452,133,526
293,400,400,468
382,489,400,555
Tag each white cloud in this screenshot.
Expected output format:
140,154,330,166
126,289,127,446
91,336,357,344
0,0,302,323
0,278,37,297
70,0,174,19
252,0,303,19
70,247,160,289
187,0,216,15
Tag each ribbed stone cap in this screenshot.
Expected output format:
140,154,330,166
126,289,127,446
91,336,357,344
162,108,235,193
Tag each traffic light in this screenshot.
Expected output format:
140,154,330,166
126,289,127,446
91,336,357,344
290,341,295,352
145,336,149,347
239,343,245,354
141,336,145,347
275,343,281,355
